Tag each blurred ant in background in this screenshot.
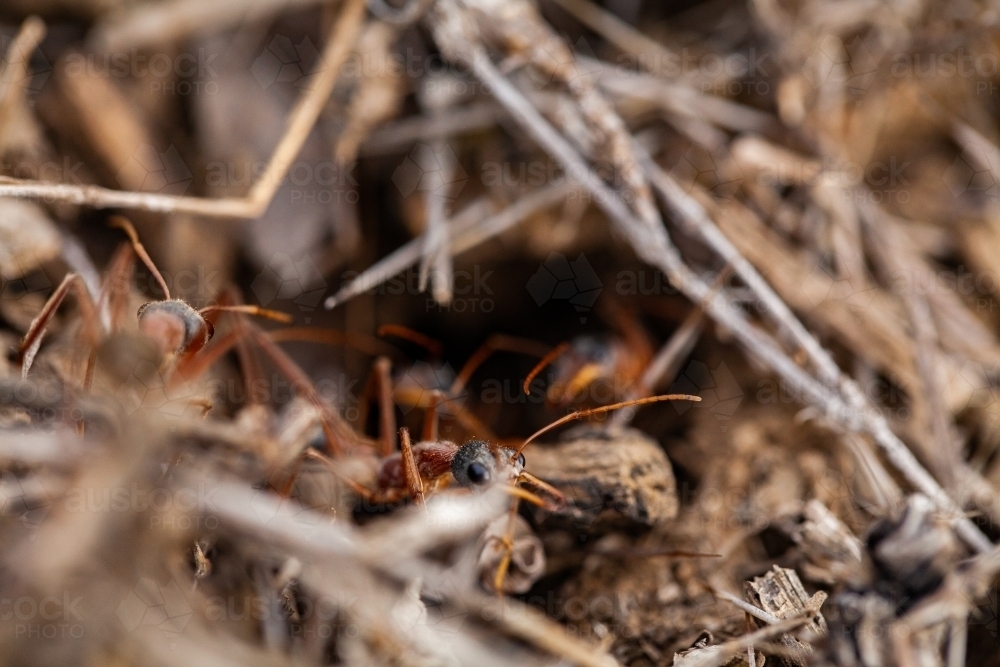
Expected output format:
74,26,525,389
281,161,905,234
15,217,374,454
524,267,731,415
361,324,553,450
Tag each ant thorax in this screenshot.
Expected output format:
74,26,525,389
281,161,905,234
377,440,458,491
137,299,210,356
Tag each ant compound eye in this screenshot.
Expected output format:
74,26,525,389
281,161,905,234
466,462,491,485
516,453,526,468
451,440,497,488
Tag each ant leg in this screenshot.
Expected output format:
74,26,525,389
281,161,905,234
197,292,289,408
176,320,360,456
523,342,570,395
99,243,137,332
622,304,705,404
450,334,551,397
393,385,497,441
170,329,241,385
374,357,396,457
19,273,101,379
492,496,521,594
248,324,364,456
399,427,424,505
109,217,171,300
302,449,401,505
247,326,401,440
276,455,304,497
422,389,444,442
355,369,376,438
377,324,443,357
603,266,734,428
516,471,566,512
230,312,268,409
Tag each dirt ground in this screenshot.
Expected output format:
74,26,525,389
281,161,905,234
1,1,1000,666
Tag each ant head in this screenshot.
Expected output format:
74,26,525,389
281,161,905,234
451,440,525,489
137,299,212,356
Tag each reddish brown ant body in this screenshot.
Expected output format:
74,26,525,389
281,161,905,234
357,325,553,451
523,270,731,412
523,300,655,409
361,434,556,508
308,394,700,591
15,218,369,454
18,217,290,382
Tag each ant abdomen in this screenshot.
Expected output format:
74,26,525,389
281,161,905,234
137,299,211,356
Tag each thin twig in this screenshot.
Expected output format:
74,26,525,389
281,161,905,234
419,140,457,304
0,0,368,219
678,615,813,667
714,590,782,625
324,183,573,309
360,101,503,155
0,16,46,117
93,0,334,50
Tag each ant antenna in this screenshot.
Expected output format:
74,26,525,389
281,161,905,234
522,341,570,395
110,216,170,300
451,334,550,397
198,304,293,323
378,324,444,357
515,393,700,455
